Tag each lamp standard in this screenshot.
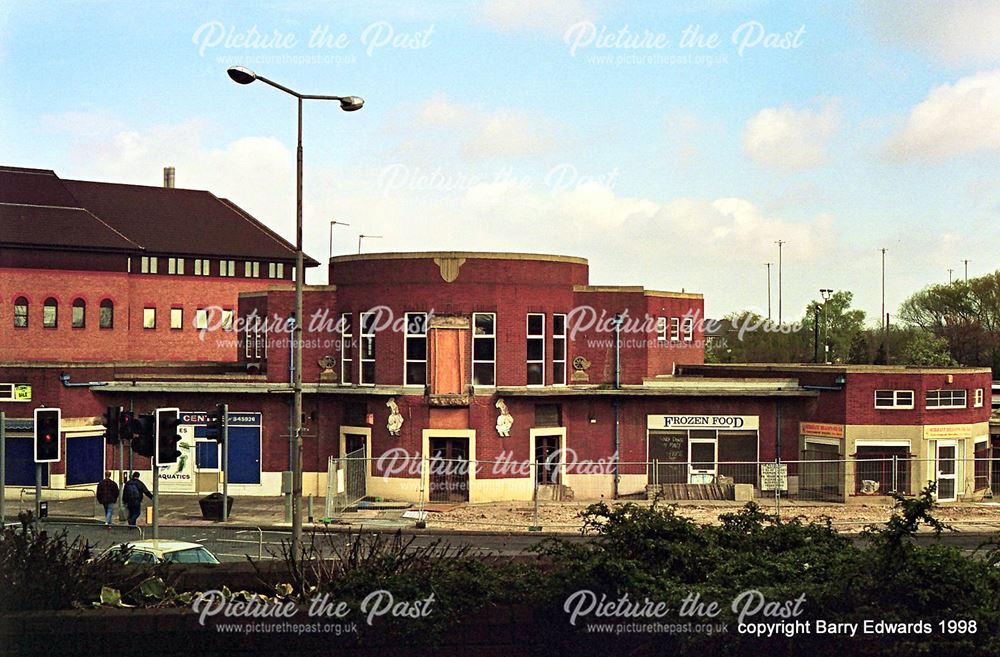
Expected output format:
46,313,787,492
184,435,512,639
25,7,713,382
820,288,833,364
329,220,351,262
358,234,383,254
227,66,363,557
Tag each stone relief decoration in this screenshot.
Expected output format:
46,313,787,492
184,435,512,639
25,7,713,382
433,257,466,283
317,355,337,382
495,398,514,437
386,397,404,436
571,355,592,383
860,480,880,495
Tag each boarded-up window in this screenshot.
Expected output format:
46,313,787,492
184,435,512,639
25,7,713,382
649,430,687,484
534,404,561,427
344,402,368,427
717,431,757,484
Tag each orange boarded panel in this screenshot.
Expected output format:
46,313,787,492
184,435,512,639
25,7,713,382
430,327,468,395
429,408,469,429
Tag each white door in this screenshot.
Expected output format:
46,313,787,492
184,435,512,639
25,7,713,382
688,440,717,484
936,441,957,502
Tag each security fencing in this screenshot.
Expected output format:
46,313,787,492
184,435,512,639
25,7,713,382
324,446,368,520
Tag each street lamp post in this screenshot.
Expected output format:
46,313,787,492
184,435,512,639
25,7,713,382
820,288,833,364
329,220,351,262
358,234,383,254
227,66,363,558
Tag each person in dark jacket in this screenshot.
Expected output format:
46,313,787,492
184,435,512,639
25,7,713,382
96,471,120,528
122,472,153,526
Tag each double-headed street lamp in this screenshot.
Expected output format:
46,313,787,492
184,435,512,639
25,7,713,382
820,288,833,364
227,66,363,557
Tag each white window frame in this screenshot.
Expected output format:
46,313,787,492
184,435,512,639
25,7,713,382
168,257,184,275
682,316,693,342
925,389,967,409
553,313,567,386
195,308,208,330
874,389,915,410
527,313,545,386
340,313,353,384
221,309,234,331
360,311,376,386
656,316,667,342
934,440,959,502
219,260,235,277
404,312,428,387
670,317,680,341
472,312,496,387
974,388,984,408
0,383,31,402
170,307,183,330
142,307,156,329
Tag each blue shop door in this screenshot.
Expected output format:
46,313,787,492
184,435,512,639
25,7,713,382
66,436,104,485
227,427,261,484
5,437,49,486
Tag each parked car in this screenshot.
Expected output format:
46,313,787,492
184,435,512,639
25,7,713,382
102,539,220,564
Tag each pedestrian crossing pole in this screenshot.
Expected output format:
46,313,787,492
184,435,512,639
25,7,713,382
152,444,159,539
0,412,5,525
222,404,229,522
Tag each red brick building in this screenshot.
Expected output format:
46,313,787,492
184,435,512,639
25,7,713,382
0,167,993,505
0,165,312,363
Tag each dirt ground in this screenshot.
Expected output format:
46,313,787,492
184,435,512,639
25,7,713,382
418,499,1000,533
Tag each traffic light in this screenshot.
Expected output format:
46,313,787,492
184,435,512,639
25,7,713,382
156,407,182,465
103,406,122,445
205,403,227,443
132,414,155,457
34,408,61,463
119,410,137,442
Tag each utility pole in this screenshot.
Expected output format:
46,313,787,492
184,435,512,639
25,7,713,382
0,412,5,526
948,268,954,284
775,241,785,323
963,259,970,282
880,248,887,356
765,262,773,320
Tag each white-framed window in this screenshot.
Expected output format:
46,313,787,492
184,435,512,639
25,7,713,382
360,311,376,385
219,260,235,277
0,383,31,402
244,261,260,278
925,389,967,409
167,257,184,275
472,312,496,387
553,313,567,386
656,316,667,342
221,309,234,331
670,317,680,341
170,308,183,330
195,308,208,330
268,262,285,279
682,316,693,342
974,388,984,408
142,307,156,329
245,314,267,360
874,389,915,409
340,313,353,384
194,259,210,276
140,256,158,274
527,313,545,386
404,312,428,386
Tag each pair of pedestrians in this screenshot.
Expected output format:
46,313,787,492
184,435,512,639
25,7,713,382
96,471,152,527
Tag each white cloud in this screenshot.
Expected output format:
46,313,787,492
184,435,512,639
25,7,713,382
397,95,559,161
883,70,1000,161
862,0,1000,67
742,102,839,170
477,0,595,35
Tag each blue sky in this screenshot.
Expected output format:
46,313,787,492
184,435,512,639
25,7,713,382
3,1,1000,320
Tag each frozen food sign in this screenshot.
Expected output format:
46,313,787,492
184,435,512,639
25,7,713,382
647,414,759,430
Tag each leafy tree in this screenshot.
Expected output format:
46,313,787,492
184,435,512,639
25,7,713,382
801,291,867,363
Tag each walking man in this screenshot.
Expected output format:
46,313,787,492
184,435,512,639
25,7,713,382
122,471,152,526
96,471,119,528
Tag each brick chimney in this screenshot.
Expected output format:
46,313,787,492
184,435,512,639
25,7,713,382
163,166,175,189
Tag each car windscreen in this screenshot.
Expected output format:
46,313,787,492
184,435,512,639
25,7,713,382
162,547,220,564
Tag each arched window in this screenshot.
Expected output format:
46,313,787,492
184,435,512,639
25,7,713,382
43,297,58,328
99,299,114,329
13,297,28,328
72,298,86,328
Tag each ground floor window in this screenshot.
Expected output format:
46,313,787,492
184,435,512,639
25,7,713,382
648,429,758,486
854,444,910,495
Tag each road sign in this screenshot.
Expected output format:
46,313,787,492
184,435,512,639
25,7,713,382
761,463,788,491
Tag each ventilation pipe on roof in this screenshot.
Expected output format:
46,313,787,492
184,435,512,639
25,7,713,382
163,166,175,189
